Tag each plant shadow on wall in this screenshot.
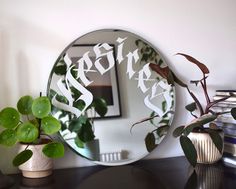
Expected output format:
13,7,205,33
130,40,175,153
0,95,64,176
48,57,108,151
147,53,236,167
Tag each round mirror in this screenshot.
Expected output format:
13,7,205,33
47,29,175,165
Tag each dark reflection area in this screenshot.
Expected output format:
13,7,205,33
0,171,15,189
185,164,224,189
77,166,165,189
19,176,54,189
7,157,236,189
185,160,236,189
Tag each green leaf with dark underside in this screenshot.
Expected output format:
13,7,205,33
145,132,157,152
180,136,197,167
43,142,64,158
173,126,185,138
93,98,108,117
13,149,33,166
208,130,223,153
17,122,38,143
185,102,197,112
0,129,17,146
17,95,33,115
32,97,51,119
41,116,61,135
231,108,236,120
0,107,20,129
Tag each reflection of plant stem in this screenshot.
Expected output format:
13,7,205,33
130,110,174,134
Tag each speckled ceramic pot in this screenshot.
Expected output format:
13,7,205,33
188,131,224,164
18,143,53,178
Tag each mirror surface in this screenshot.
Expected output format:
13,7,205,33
47,29,175,165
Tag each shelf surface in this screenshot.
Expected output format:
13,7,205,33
5,156,236,189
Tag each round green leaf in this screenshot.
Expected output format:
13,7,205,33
0,107,20,129
13,149,33,167
0,129,17,146
32,97,51,119
41,116,61,135
42,142,64,158
17,122,38,143
17,95,33,115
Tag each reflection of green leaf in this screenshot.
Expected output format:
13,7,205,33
75,136,84,148
93,98,108,117
145,133,157,152
162,101,167,112
156,125,169,137
68,116,87,133
159,119,169,124
77,120,95,143
73,100,85,111
54,64,67,75
149,111,155,125
184,170,198,189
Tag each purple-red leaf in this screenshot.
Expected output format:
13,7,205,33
149,63,170,79
176,53,209,74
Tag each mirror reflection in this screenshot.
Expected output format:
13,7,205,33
47,29,175,165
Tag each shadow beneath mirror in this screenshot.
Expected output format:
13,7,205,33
76,165,166,189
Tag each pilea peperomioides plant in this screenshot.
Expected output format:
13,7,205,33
0,95,64,167
149,53,236,167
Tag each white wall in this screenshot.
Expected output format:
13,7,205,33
0,0,236,174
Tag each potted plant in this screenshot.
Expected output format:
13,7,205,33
149,53,236,167
0,95,65,178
